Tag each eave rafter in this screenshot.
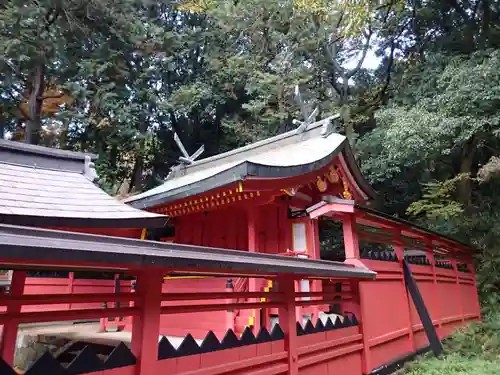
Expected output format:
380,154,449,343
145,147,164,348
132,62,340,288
150,156,365,218
150,184,276,217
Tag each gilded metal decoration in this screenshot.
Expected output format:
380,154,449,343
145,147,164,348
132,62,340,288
326,166,340,184
342,180,352,200
316,176,328,192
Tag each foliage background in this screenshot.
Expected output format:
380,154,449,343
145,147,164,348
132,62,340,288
2,0,500,311
400,318,500,374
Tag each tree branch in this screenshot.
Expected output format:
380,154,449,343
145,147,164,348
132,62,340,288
328,72,343,96
38,92,65,100
447,0,470,22
353,37,396,114
377,38,396,102
346,28,373,78
325,40,347,80
5,89,30,120
45,6,61,32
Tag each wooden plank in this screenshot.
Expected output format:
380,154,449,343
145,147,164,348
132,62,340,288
402,260,443,357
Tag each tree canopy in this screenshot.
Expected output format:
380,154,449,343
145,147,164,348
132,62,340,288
2,0,500,309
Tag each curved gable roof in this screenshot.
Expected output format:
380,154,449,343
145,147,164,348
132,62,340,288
125,116,376,209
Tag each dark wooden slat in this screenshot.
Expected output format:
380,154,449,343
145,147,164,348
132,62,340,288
402,260,443,357
102,342,136,370
296,322,305,336
270,324,284,340
0,357,17,375
177,334,201,357
314,318,326,332
199,331,221,353
25,352,67,375
220,329,241,349
303,320,315,334
256,327,273,343
158,336,178,360
66,346,103,375
240,327,257,345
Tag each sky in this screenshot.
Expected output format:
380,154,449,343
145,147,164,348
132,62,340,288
345,44,382,71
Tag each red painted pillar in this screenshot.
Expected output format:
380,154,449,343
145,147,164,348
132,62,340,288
131,270,164,375
469,259,481,320
342,215,360,259
0,270,26,366
357,282,372,374
67,272,74,311
427,246,441,334
247,208,260,332
309,219,320,320
450,258,464,325
341,215,362,316
225,280,235,332
278,276,298,375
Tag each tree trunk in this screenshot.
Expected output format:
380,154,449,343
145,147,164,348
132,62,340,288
59,118,70,149
25,63,45,145
339,79,354,147
130,120,147,193
480,0,491,49
458,138,475,208
14,119,24,141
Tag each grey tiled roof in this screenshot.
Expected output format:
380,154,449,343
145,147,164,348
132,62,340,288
0,141,167,228
0,223,377,279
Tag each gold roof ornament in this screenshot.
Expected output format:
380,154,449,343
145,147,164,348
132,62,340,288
316,176,328,192
342,180,352,200
326,166,340,184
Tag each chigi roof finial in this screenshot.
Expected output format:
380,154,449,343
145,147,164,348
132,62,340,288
292,85,318,134
84,155,98,182
173,132,204,166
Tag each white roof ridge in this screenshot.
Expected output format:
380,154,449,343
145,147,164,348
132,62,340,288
178,114,340,175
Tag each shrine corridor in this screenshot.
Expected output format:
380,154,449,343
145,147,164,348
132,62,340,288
0,223,479,375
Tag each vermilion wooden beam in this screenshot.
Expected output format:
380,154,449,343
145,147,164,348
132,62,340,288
343,215,360,259
294,291,351,298
0,306,138,325
355,212,471,256
161,301,284,314
131,270,163,375
247,207,260,332
161,291,283,301
0,292,139,305
278,276,299,375
0,270,25,366
308,202,355,219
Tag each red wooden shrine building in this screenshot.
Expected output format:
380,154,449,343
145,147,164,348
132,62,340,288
0,116,481,375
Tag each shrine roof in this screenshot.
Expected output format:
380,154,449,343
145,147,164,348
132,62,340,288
0,223,376,279
0,140,167,228
125,116,376,209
